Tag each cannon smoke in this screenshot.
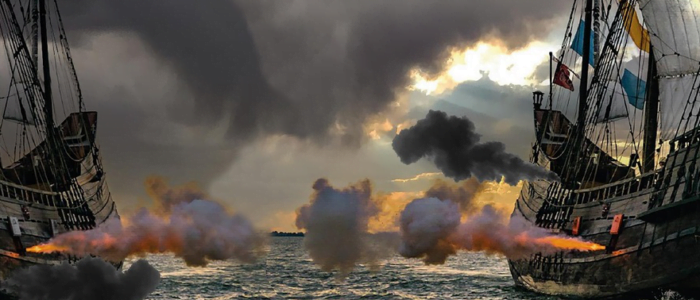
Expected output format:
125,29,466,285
3,257,160,300
27,178,267,267
392,110,560,185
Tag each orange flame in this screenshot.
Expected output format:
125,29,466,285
26,244,69,253
508,232,605,253
534,236,606,251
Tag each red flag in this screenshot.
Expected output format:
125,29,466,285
553,63,575,91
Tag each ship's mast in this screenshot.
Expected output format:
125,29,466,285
642,47,659,173
569,0,594,186
593,0,601,65
30,0,38,70
579,0,593,127
38,0,53,137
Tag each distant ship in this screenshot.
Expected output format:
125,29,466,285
0,0,121,288
509,0,700,298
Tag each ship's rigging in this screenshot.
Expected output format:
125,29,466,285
512,2,700,297
537,0,700,190
0,0,116,234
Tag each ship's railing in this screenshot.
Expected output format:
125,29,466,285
645,137,700,211
528,170,659,210
571,171,658,205
0,178,58,207
670,126,700,147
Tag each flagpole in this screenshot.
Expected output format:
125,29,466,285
549,52,553,110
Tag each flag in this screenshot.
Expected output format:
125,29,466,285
554,63,575,91
621,69,646,109
618,1,650,53
552,56,580,79
571,20,595,66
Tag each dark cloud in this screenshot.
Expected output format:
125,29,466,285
241,0,569,144
26,0,570,213
4,257,160,300
392,110,560,185
528,58,553,85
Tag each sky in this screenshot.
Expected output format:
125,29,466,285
55,0,573,231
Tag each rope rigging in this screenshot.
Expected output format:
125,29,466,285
0,0,115,234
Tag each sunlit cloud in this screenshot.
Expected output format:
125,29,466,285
410,41,556,95
362,93,414,141
392,172,442,183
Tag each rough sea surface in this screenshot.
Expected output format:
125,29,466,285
125,237,688,300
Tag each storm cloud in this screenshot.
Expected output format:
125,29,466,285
393,110,559,185
52,0,569,198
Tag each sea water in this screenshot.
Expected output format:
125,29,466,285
127,237,689,300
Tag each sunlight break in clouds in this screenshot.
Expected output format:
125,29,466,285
392,172,442,183
411,41,555,95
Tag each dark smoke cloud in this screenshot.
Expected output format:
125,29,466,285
4,258,160,300
393,110,559,185
295,179,397,275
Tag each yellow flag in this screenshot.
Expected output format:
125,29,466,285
619,1,650,52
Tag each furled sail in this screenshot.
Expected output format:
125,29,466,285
638,0,700,139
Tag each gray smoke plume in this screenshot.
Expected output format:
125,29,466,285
399,201,603,263
398,198,461,264
36,199,267,267
3,257,160,300
295,177,601,272
393,110,559,185
295,179,398,275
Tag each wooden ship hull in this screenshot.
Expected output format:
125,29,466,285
510,156,700,297
505,0,700,297
0,0,123,294
509,92,700,297
0,178,121,280
0,112,122,295
509,92,700,298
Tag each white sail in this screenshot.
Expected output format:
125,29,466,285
638,0,700,139
658,76,697,139
639,0,700,77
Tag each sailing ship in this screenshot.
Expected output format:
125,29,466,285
0,0,121,290
508,0,700,297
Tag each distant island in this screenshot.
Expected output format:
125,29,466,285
270,231,305,237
